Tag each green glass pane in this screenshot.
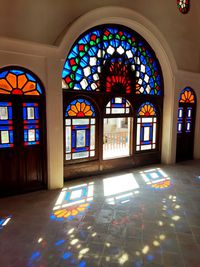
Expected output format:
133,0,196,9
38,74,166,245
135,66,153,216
72,66,77,72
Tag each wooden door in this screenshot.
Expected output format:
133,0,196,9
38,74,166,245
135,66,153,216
0,97,47,196
176,103,196,162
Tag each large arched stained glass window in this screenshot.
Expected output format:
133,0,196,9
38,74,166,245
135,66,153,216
177,0,190,14
62,25,163,95
65,98,96,160
136,102,157,151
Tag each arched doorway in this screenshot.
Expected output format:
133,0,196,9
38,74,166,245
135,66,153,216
62,24,164,179
0,66,47,196
176,87,196,162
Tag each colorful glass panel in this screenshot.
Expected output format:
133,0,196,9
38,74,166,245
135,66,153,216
179,87,195,103
65,99,95,160
177,107,183,133
62,25,162,95
23,103,40,146
105,62,132,93
186,107,192,133
136,102,157,151
0,102,14,148
138,102,156,117
106,97,131,115
0,69,42,95
177,0,190,14
65,99,95,117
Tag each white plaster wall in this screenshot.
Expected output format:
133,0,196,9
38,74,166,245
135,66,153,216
0,6,199,190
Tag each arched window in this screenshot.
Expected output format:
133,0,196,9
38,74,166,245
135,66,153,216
0,68,43,147
0,66,46,195
103,97,132,159
177,0,190,14
136,102,157,151
62,24,163,178
176,87,196,161
65,98,96,161
62,25,163,96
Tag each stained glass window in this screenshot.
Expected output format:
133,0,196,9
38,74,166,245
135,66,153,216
177,87,195,135
106,97,131,115
177,107,183,133
0,102,14,148
65,99,96,160
23,103,40,145
0,69,42,95
136,102,157,151
179,87,195,103
177,0,190,14
62,25,162,95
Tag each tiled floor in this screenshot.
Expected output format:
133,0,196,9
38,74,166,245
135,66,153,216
1,160,200,267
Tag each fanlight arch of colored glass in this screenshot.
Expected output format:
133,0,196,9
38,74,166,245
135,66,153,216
62,24,163,95
0,68,43,96
65,98,96,161
65,99,95,117
136,102,157,151
138,102,157,117
105,97,132,115
179,87,195,103
177,0,190,14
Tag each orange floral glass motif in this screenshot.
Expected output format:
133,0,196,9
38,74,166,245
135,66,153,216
0,69,42,95
138,102,156,117
66,99,95,117
179,87,195,103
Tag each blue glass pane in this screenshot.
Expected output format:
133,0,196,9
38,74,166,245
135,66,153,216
0,71,8,78
26,73,36,82
10,70,24,75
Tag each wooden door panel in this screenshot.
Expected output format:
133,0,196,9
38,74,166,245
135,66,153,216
176,104,195,162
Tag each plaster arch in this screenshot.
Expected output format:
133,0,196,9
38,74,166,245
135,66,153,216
59,6,177,164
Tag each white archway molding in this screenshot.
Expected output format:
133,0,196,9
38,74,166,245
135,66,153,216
59,6,177,164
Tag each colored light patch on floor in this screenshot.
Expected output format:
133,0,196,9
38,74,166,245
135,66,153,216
51,182,94,220
0,216,11,229
140,168,172,191
51,203,90,221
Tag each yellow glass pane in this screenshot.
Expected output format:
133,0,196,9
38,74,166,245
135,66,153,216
23,81,36,92
68,110,77,116
25,91,39,96
0,79,12,91
6,73,17,88
84,105,90,113
18,74,27,89
76,102,81,112
71,105,78,113
85,110,92,116
0,89,10,94
80,102,86,111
